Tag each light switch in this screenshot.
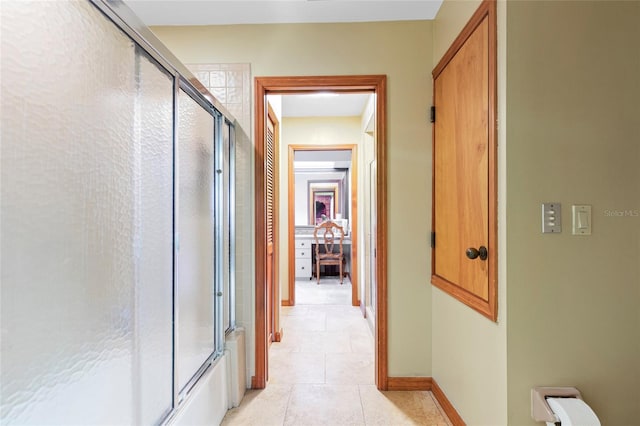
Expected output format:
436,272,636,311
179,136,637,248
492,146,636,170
572,205,592,235
542,203,562,233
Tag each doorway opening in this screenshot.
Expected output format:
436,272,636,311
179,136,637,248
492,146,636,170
254,75,388,390
287,145,358,308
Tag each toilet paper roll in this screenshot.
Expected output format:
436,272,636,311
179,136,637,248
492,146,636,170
546,397,600,426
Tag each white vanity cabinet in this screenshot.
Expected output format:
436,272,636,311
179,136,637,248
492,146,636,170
295,238,313,279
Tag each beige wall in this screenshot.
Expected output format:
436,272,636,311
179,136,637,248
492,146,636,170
506,1,640,425
151,21,435,376
431,1,509,424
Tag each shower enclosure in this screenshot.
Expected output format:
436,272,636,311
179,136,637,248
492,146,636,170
0,1,237,423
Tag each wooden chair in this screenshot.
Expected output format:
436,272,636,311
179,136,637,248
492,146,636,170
313,220,345,285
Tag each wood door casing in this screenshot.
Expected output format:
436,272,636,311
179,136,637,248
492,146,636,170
254,75,388,390
431,0,497,321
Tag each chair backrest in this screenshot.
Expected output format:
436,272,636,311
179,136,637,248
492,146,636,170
313,220,344,258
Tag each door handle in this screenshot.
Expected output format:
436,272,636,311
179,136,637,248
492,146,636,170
466,246,488,261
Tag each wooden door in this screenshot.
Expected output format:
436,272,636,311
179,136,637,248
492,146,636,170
266,104,279,347
431,0,497,321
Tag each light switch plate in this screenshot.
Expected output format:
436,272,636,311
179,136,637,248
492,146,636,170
542,203,562,233
572,205,592,235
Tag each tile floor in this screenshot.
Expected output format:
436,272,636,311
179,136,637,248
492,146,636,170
221,278,451,426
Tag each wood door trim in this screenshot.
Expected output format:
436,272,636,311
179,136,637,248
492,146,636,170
430,0,498,321
287,144,358,307
286,146,296,306
432,0,495,79
253,77,267,388
254,75,388,390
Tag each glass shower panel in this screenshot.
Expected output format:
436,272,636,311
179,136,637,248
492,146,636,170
134,48,174,424
176,90,216,393
1,1,139,423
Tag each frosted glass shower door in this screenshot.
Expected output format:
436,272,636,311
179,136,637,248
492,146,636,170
176,89,216,393
1,1,174,424
134,47,175,424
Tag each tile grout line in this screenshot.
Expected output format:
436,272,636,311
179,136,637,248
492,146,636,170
281,383,295,426
323,308,327,386
357,384,368,426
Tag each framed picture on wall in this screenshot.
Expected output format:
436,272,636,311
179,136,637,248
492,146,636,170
308,179,342,225
310,189,336,224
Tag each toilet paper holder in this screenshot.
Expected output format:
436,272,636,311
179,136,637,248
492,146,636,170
531,386,583,423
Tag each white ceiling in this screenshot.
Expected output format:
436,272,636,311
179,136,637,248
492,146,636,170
124,0,444,26
294,149,352,168
281,93,370,117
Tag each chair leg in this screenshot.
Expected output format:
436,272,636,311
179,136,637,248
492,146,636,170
316,262,320,285
339,262,343,284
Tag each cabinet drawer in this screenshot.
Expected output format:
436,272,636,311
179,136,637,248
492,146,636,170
295,259,312,278
294,239,312,249
295,248,311,259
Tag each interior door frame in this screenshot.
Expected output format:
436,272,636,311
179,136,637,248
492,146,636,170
287,144,358,307
253,75,388,390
